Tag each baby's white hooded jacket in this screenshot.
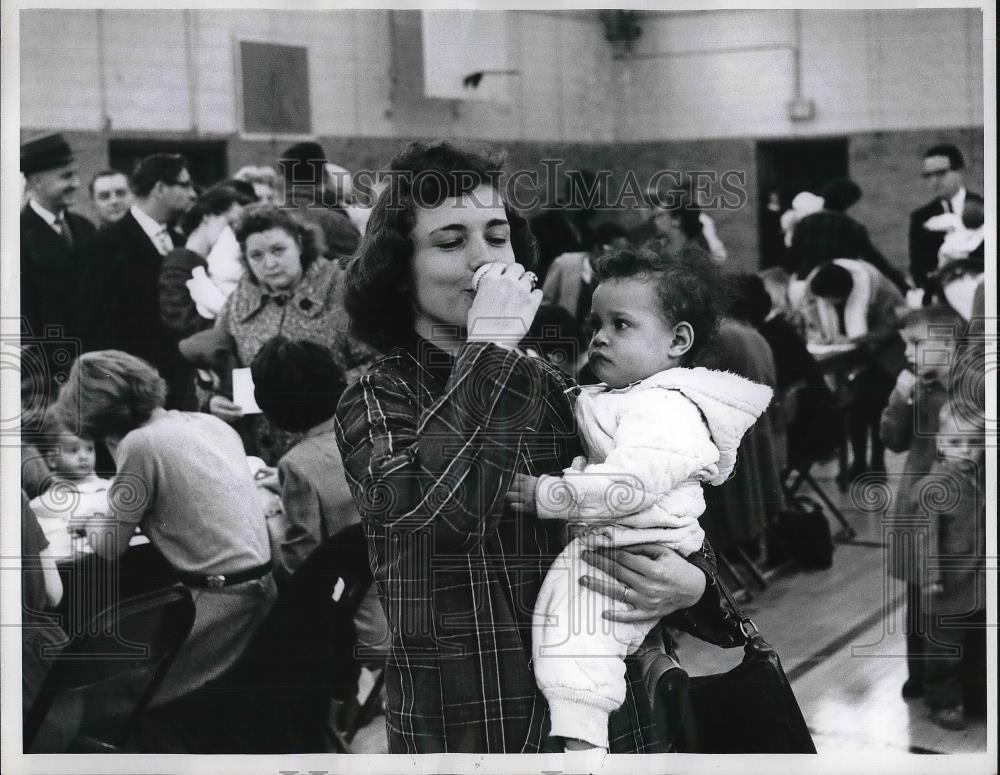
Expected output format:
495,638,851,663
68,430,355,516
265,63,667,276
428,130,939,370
534,366,774,553
532,366,772,749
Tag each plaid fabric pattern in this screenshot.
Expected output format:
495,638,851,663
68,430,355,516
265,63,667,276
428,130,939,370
335,336,726,753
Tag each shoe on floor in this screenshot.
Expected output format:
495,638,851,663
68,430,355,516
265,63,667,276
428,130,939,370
929,705,967,731
901,678,924,699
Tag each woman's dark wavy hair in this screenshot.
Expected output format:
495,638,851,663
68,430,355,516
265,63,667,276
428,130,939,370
179,183,255,237
594,241,726,365
233,204,325,283
344,141,537,352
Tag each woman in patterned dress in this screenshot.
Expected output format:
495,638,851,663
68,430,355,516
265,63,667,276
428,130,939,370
182,204,376,463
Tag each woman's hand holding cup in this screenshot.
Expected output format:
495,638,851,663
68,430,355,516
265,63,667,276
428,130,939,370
466,262,542,349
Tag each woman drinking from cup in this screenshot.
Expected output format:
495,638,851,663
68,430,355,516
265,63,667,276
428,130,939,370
335,141,734,754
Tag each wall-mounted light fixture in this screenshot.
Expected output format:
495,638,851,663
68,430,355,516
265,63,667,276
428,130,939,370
462,69,521,89
600,10,642,60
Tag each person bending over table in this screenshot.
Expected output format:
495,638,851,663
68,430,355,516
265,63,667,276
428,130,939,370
798,259,906,478
52,350,276,707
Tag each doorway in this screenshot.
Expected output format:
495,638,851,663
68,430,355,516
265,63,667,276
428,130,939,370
108,139,229,191
756,138,849,268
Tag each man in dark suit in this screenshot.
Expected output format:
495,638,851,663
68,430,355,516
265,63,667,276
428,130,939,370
789,178,908,292
83,153,196,408
278,141,360,263
20,134,97,358
909,144,983,297
89,169,133,227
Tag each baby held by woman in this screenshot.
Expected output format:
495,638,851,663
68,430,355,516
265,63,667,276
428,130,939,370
506,244,772,751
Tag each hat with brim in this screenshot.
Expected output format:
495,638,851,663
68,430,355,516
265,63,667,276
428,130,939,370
279,141,327,186
20,133,75,175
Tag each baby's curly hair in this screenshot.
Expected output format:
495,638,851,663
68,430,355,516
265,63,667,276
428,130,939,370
593,241,726,364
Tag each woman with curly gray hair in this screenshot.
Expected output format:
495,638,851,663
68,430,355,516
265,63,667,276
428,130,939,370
180,204,376,463
52,349,276,707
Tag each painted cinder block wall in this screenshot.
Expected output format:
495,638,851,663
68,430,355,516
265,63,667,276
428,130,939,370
32,127,984,277
20,9,985,274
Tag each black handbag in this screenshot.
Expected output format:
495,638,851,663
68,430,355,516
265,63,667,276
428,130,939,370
769,495,835,570
676,578,817,754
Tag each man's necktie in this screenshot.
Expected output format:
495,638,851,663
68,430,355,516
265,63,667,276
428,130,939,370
155,228,174,256
55,211,74,250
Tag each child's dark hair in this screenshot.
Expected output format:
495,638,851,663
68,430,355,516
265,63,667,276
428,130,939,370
250,336,347,433
593,243,726,364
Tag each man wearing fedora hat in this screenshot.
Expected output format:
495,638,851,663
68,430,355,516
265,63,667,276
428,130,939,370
19,133,97,350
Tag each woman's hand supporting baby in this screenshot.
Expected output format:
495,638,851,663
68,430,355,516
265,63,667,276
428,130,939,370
506,468,708,623
579,543,707,625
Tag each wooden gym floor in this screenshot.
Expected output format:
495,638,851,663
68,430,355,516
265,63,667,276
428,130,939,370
351,452,991,756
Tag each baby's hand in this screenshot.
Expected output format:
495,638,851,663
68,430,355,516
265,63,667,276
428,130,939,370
505,473,539,516
255,467,281,494
585,524,617,548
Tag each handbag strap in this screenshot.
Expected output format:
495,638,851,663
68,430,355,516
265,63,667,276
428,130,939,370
714,573,761,641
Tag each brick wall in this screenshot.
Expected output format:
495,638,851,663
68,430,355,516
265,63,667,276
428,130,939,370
27,125,984,277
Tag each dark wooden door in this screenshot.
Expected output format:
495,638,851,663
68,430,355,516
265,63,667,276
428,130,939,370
108,139,229,192
756,138,849,268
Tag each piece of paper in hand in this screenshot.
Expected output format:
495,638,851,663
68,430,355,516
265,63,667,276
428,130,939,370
232,367,262,415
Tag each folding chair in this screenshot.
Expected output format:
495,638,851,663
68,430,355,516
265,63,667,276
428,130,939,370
24,586,195,752
277,522,385,748
142,523,383,753
780,381,856,542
